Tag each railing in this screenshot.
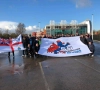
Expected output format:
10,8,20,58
93,35,100,41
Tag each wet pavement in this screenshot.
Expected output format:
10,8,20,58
0,42,100,90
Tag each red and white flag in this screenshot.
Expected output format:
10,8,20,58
0,34,24,53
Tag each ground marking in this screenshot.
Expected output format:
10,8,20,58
39,62,50,90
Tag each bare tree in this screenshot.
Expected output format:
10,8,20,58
16,23,26,35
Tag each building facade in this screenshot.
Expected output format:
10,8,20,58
45,20,92,36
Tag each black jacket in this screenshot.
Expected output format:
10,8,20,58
22,37,30,47
80,37,85,44
34,46,40,53
34,39,39,46
88,44,95,53
31,37,36,46
80,37,88,45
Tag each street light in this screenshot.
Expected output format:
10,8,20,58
92,14,93,40
38,22,41,32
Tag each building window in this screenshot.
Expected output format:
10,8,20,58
59,26,61,28
46,26,50,29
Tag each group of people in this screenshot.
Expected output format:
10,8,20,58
21,33,95,58
80,34,95,57
22,34,40,58
0,33,95,58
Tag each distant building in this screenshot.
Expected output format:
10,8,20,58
42,29,46,35
36,32,42,37
32,32,36,36
45,20,92,36
32,29,47,37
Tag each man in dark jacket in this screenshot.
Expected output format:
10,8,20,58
34,37,39,46
22,36,26,56
22,35,30,57
31,34,36,56
85,35,93,46
80,34,88,45
88,42,95,57
33,37,40,58
80,35,85,44
34,42,40,58
29,34,36,57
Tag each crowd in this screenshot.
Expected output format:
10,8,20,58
4,32,95,57
20,33,95,58
0,32,95,58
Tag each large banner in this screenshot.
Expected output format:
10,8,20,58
0,35,24,53
38,36,91,57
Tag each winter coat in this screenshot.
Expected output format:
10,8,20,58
34,46,40,53
88,44,95,53
22,37,30,48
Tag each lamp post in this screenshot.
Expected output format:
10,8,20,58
38,22,41,32
92,14,93,40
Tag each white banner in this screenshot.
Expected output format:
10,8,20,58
0,34,24,53
38,36,91,57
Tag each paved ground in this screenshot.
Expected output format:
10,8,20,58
0,42,100,90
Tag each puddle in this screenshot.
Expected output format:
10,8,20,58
0,64,24,75
8,64,24,75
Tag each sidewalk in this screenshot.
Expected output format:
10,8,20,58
93,40,100,43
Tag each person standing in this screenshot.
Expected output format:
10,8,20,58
34,43,40,58
22,35,30,57
8,37,14,57
31,34,36,57
85,35,93,46
22,36,26,56
28,35,34,57
34,37,40,57
88,42,95,57
80,34,87,44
